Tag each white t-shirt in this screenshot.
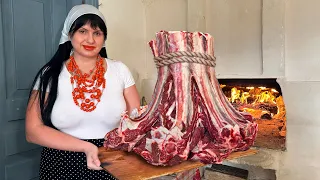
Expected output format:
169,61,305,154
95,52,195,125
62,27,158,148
33,58,135,139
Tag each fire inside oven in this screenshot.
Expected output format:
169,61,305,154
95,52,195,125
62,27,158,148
218,78,286,150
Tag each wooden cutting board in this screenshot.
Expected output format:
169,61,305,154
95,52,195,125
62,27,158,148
98,147,258,180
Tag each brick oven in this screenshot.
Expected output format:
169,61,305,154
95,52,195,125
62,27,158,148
102,0,320,179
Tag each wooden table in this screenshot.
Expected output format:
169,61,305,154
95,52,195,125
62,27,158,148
98,147,258,180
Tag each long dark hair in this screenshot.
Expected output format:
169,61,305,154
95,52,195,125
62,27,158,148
28,14,108,129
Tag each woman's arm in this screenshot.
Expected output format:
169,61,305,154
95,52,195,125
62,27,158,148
123,85,141,113
26,91,90,151
25,91,102,170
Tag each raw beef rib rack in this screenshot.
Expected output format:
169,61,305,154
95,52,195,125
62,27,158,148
104,30,258,166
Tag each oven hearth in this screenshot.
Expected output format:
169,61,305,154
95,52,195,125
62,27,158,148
218,78,286,150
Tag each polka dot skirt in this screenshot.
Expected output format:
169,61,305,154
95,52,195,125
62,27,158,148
39,139,117,180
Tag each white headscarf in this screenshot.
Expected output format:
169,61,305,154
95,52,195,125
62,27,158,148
59,4,107,46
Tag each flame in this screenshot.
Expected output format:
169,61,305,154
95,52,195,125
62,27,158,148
228,86,278,105
231,88,241,103
241,108,269,119
221,85,285,120
257,91,276,104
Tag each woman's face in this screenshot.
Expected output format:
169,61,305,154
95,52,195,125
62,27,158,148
70,23,105,58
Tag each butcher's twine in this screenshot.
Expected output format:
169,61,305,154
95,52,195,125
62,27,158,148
154,51,216,68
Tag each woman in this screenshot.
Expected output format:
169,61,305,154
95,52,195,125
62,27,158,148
25,4,140,180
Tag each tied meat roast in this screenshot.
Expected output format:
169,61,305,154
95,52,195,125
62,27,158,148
104,31,258,166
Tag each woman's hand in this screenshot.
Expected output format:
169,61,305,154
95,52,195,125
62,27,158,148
84,142,103,170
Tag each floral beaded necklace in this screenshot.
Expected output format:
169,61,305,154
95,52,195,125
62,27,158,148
66,55,106,112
